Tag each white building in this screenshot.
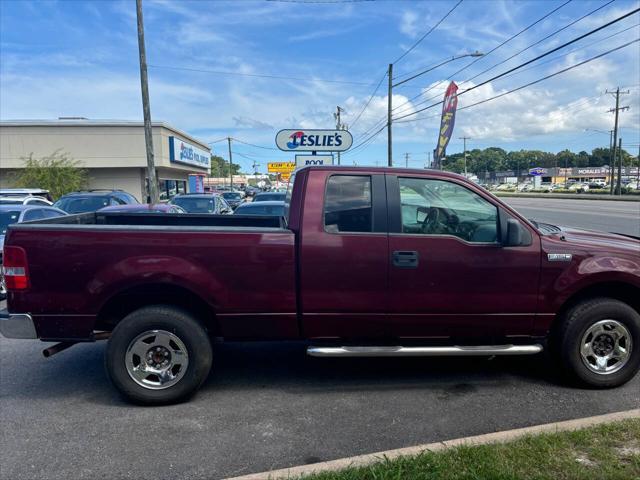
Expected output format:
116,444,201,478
0,119,211,201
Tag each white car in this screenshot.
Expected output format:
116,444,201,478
0,195,53,206
568,183,589,192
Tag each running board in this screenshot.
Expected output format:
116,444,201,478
306,344,543,357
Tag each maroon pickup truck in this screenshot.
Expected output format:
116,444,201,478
2,166,639,404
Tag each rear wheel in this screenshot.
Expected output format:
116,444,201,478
556,298,640,388
105,305,212,405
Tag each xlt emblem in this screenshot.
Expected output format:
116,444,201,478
547,253,573,262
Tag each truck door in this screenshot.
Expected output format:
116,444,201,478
299,171,389,339
386,174,540,340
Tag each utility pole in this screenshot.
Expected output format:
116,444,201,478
334,106,345,166
425,151,430,169
608,129,614,190
404,152,410,168
616,137,623,195
606,87,629,195
136,0,158,204
227,137,234,190
459,136,470,176
387,64,393,167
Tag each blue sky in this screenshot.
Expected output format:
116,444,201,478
1,0,639,172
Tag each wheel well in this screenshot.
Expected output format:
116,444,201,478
96,283,218,334
553,281,640,332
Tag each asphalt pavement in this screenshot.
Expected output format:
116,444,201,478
502,197,640,236
1,198,640,480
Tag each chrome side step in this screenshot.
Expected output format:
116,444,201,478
306,344,543,357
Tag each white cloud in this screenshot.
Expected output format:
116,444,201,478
400,11,419,38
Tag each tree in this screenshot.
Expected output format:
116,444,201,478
11,150,87,200
210,155,241,178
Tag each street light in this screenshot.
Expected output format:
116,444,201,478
387,51,484,166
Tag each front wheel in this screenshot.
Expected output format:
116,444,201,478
556,298,640,388
105,305,213,405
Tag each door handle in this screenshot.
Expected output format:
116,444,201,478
392,250,419,268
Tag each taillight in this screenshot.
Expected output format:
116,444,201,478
2,246,29,290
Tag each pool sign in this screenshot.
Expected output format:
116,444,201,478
169,137,210,169
275,129,353,152
528,167,547,176
295,154,334,168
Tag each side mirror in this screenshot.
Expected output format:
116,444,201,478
505,218,523,246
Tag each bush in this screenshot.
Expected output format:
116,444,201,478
11,150,87,200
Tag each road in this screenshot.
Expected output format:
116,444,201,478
502,197,640,236
1,198,640,480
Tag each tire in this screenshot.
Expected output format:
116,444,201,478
105,305,213,405
555,297,640,388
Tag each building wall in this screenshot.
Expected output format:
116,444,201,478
87,168,145,202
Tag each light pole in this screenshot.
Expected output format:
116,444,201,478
387,52,483,167
458,136,470,176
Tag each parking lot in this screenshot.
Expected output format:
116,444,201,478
1,198,639,480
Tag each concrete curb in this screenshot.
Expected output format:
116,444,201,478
495,193,640,201
225,409,640,480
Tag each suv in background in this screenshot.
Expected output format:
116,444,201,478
169,193,233,214
53,190,139,214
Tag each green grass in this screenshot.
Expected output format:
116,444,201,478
300,419,640,480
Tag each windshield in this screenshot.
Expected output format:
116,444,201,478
0,211,21,235
54,196,111,213
171,197,217,213
222,192,241,200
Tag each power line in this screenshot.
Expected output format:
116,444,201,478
392,0,463,64
458,40,638,112
394,40,638,125
231,138,280,151
394,17,638,118
393,7,640,122
349,70,387,129
390,0,573,115
147,64,374,86
463,0,616,85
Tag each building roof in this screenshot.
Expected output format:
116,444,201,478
0,119,210,151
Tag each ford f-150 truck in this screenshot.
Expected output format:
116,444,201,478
1,166,639,404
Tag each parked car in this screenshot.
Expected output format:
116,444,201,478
0,204,67,300
0,188,53,202
220,191,245,210
0,195,52,206
234,201,285,216
1,166,639,405
169,193,233,214
244,186,261,197
568,183,590,193
99,204,186,214
538,182,554,192
253,192,286,202
54,190,139,213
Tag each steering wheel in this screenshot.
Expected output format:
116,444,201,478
421,207,440,233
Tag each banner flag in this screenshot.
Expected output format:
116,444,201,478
433,81,459,169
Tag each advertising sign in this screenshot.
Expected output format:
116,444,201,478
267,162,296,173
433,82,459,168
275,129,353,152
528,167,547,176
295,154,334,168
169,137,210,169
188,174,205,193
280,173,292,182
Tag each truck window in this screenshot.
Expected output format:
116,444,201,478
398,177,498,243
324,175,372,233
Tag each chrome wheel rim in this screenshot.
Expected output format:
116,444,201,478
580,319,632,375
125,330,189,390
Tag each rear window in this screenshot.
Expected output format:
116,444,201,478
0,211,21,235
54,196,111,213
324,175,372,233
236,204,284,216
172,197,217,213
254,192,285,202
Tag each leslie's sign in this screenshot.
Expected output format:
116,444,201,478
275,129,353,152
169,137,210,169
